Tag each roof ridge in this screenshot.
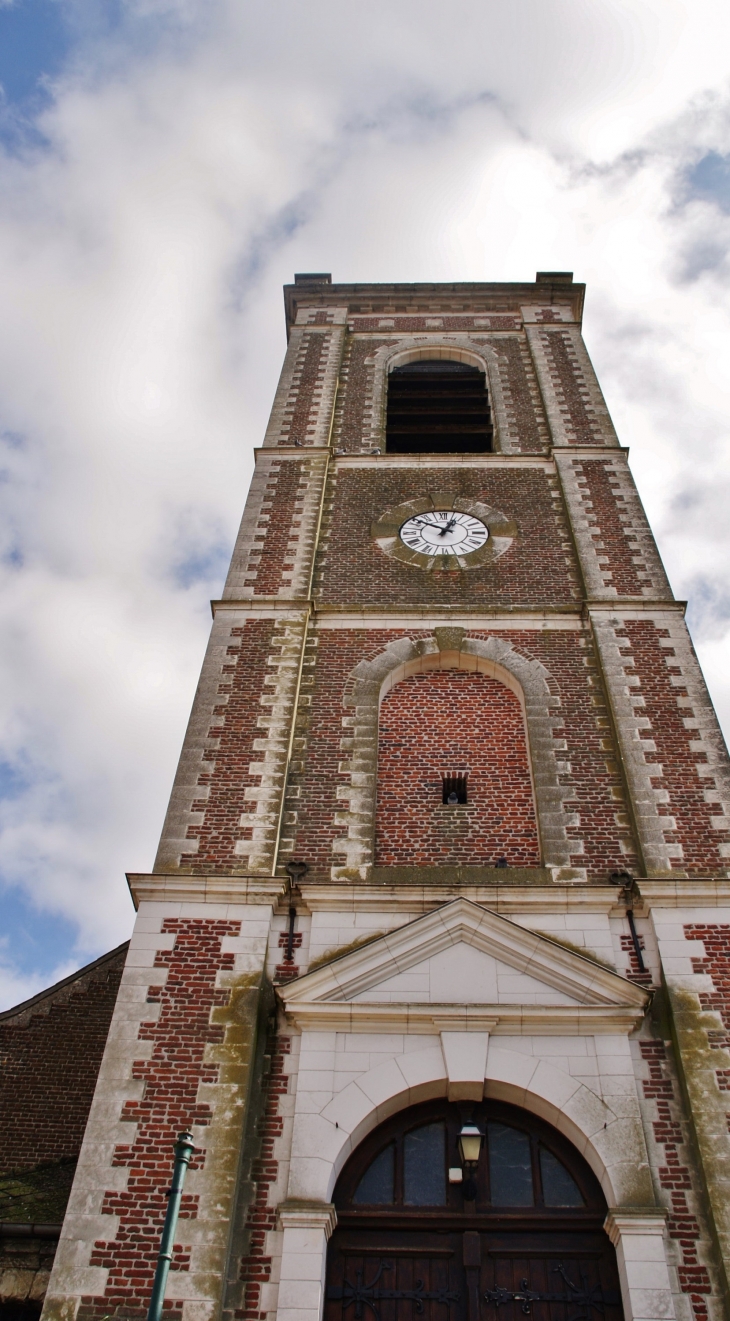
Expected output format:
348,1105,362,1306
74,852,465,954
0,941,129,1024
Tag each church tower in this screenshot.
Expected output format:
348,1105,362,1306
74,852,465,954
43,275,730,1321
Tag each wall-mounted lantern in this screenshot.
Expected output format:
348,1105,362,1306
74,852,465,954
457,1121,483,1200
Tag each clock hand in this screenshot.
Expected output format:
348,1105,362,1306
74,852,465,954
439,517,457,536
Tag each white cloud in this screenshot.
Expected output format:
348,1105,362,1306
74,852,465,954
1,0,730,1005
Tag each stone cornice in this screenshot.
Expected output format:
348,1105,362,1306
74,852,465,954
281,1001,646,1036
586,601,686,615
330,453,555,469
209,599,687,621
127,872,286,909
633,879,730,911
211,600,585,622
277,1201,338,1237
283,276,585,337
604,1207,668,1244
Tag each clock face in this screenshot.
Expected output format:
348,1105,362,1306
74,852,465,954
399,510,489,557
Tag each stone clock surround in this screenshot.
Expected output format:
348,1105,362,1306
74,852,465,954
371,495,517,571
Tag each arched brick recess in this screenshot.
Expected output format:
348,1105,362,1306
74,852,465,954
337,634,579,879
368,337,516,454
375,669,540,867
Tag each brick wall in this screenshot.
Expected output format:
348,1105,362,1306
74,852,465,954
640,1040,713,1321
333,338,397,453
287,627,637,879
535,329,605,445
0,946,127,1176
375,670,540,867
247,461,304,596
555,454,672,602
237,1031,291,1321
287,628,379,869
278,334,327,446
572,460,645,594
485,336,548,454
622,621,730,873
333,330,549,456
182,619,277,873
315,468,581,607
82,918,240,1321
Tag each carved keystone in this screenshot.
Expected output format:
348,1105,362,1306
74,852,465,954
434,627,466,653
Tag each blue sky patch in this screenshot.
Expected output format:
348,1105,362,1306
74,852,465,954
0,0,72,105
684,151,730,214
0,883,81,989
171,538,231,591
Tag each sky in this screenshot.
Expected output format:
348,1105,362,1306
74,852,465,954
1,0,730,1008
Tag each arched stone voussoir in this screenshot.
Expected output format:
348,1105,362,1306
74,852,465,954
485,1045,654,1208
288,1044,447,1203
345,637,425,702
287,1040,650,1210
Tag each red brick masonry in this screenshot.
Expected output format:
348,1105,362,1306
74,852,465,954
640,1041,711,1321
82,919,240,1321
0,946,126,1175
375,670,540,867
182,619,277,873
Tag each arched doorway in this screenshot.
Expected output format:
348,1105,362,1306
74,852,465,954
324,1100,623,1321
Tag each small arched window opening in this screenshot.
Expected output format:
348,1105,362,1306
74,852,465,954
386,359,493,454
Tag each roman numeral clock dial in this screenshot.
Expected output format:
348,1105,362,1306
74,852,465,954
399,510,489,557
371,499,515,570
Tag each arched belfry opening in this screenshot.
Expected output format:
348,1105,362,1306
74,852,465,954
325,1099,624,1321
375,668,540,868
386,359,493,453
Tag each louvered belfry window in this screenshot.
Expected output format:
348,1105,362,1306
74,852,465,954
385,359,493,454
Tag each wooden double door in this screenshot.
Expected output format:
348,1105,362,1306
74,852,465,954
324,1102,624,1321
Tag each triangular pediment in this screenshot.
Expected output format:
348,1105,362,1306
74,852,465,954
280,899,648,1033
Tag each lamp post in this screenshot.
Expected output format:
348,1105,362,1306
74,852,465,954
147,1131,195,1321
458,1122,483,1201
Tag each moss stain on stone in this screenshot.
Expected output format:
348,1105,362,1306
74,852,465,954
307,930,388,972
666,979,730,1320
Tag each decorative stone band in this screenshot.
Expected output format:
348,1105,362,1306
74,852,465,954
300,880,624,914
632,878,730,911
